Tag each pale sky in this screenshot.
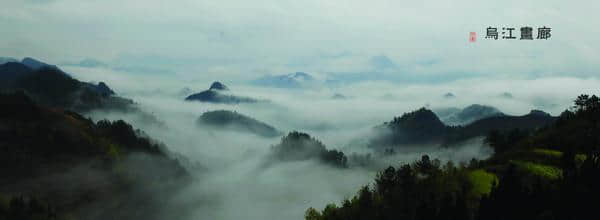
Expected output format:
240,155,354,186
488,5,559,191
1,0,599,81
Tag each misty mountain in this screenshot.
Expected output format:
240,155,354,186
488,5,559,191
208,81,228,90
433,107,461,119
63,58,109,68
308,94,600,220
269,131,347,168
177,87,193,97
197,110,281,137
369,107,556,150
443,92,456,98
331,93,348,100
83,81,116,96
185,81,258,104
0,61,34,87
443,109,556,145
0,59,165,128
435,104,504,126
370,55,397,70
0,57,59,71
0,91,188,220
369,108,451,149
252,72,316,88
0,61,132,112
500,92,514,98
0,57,18,65
21,57,59,70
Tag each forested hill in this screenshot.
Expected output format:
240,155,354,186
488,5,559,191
0,92,189,220
370,108,450,147
368,108,556,150
269,131,348,168
435,104,504,126
0,61,132,113
443,109,557,146
185,81,258,104
197,110,282,137
306,94,600,220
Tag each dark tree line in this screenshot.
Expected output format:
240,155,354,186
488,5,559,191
485,128,529,154
0,196,58,220
306,155,473,220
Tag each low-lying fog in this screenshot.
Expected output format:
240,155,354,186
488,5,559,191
64,66,600,219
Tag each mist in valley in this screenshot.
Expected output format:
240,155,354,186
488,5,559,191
48,65,597,219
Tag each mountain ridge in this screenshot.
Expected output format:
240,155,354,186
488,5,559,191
368,107,556,150
252,72,316,88
197,110,281,137
185,81,258,104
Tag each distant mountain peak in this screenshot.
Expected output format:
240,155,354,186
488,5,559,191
444,92,456,98
331,93,347,100
460,104,502,117
391,108,444,127
21,57,38,63
0,61,31,71
370,105,556,149
185,82,257,104
197,110,281,137
21,57,58,70
370,108,449,147
370,55,397,70
435,104,503,126
385,108,447,133
500,92,514,99
85,81,116,96
291,72,313,80
528,109,551,117
77,58,108,68
252,72,316,88
270,131,347,168
0,57,18,65
209,81,229,91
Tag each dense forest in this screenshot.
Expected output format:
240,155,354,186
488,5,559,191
270,131,348,168
0,92,189,220
305,94,600,220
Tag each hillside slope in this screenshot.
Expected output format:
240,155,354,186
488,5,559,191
0,92,188,220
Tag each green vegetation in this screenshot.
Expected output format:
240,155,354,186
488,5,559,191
532,148,563,157
0,92,188,220
308,93,600,220
0,194,8,212
305,156,474,220
107,142,122,159
510,160,562,180
0,196,60,220
467,169,497,196
271,131,347,168
575,154,587,164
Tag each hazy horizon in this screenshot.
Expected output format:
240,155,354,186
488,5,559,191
1,1,599,219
